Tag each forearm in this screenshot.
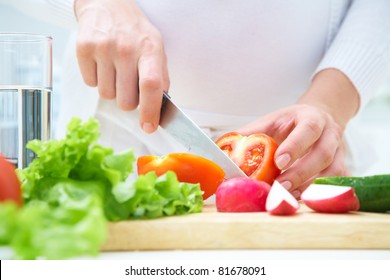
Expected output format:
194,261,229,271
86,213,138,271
297,68,360,129
313,0,390,108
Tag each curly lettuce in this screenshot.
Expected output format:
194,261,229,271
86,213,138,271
0,117,203,259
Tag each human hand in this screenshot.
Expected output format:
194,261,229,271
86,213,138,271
237,104,348,198
237,69,360,198
74,0,169,133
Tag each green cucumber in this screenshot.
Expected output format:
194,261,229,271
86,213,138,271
313,175,390,213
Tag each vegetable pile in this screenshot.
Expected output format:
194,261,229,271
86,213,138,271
214,178,361,215
0,118,203,259
213,131,376,215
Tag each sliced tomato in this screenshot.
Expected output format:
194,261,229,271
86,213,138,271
137,153,225,199
216,132,281,185
0,154,22,206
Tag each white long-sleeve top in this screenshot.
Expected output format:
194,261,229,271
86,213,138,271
4,0,390,173
9,0,389,125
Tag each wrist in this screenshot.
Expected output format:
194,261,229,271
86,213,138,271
298,68,360,128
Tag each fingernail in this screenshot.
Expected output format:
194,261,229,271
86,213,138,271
142,122,155,134
291,190,301,199
275,153,291,170
280,181,292,190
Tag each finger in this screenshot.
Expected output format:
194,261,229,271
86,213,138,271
274,118,325,170
315,145,349,177
76,39,98,87
162,47,170,92
96,57,116,99
292,146,349,198
114,48,139,110
276,127,339,191
138,47,164,133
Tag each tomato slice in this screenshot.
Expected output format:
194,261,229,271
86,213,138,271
0,154,22,206
216,132,281,185
137,153,225,200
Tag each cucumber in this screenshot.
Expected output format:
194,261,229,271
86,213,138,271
313,175,390,213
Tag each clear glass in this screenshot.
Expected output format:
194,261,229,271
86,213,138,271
0,33,52,168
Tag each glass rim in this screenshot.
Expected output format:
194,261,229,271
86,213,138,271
0,32,52,43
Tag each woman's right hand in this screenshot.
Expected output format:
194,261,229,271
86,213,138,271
74,0,170,133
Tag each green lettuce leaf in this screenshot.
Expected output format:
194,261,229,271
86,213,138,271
11,193,106,260
112,171,204,219
0,203,19,245
2,117,203,259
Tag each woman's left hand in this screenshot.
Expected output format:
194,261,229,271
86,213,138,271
237,69,360,198
238,103,348,198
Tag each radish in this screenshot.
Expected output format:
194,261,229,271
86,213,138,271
301,184,360,213
216,177,271,212
266,181,299,215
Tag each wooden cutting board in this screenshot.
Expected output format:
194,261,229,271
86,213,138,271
101,204,390,251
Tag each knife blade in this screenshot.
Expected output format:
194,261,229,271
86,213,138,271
159,93,247,179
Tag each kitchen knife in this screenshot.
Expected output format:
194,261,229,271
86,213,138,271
159,92,247,179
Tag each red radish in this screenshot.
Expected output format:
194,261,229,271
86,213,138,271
301,184,360,213
216,177,271,212
266,181,299,215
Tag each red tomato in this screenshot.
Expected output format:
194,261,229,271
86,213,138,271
216,132,281,185
0,154,22,206
137,153,225,200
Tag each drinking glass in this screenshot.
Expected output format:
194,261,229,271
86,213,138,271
0,33,52,168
